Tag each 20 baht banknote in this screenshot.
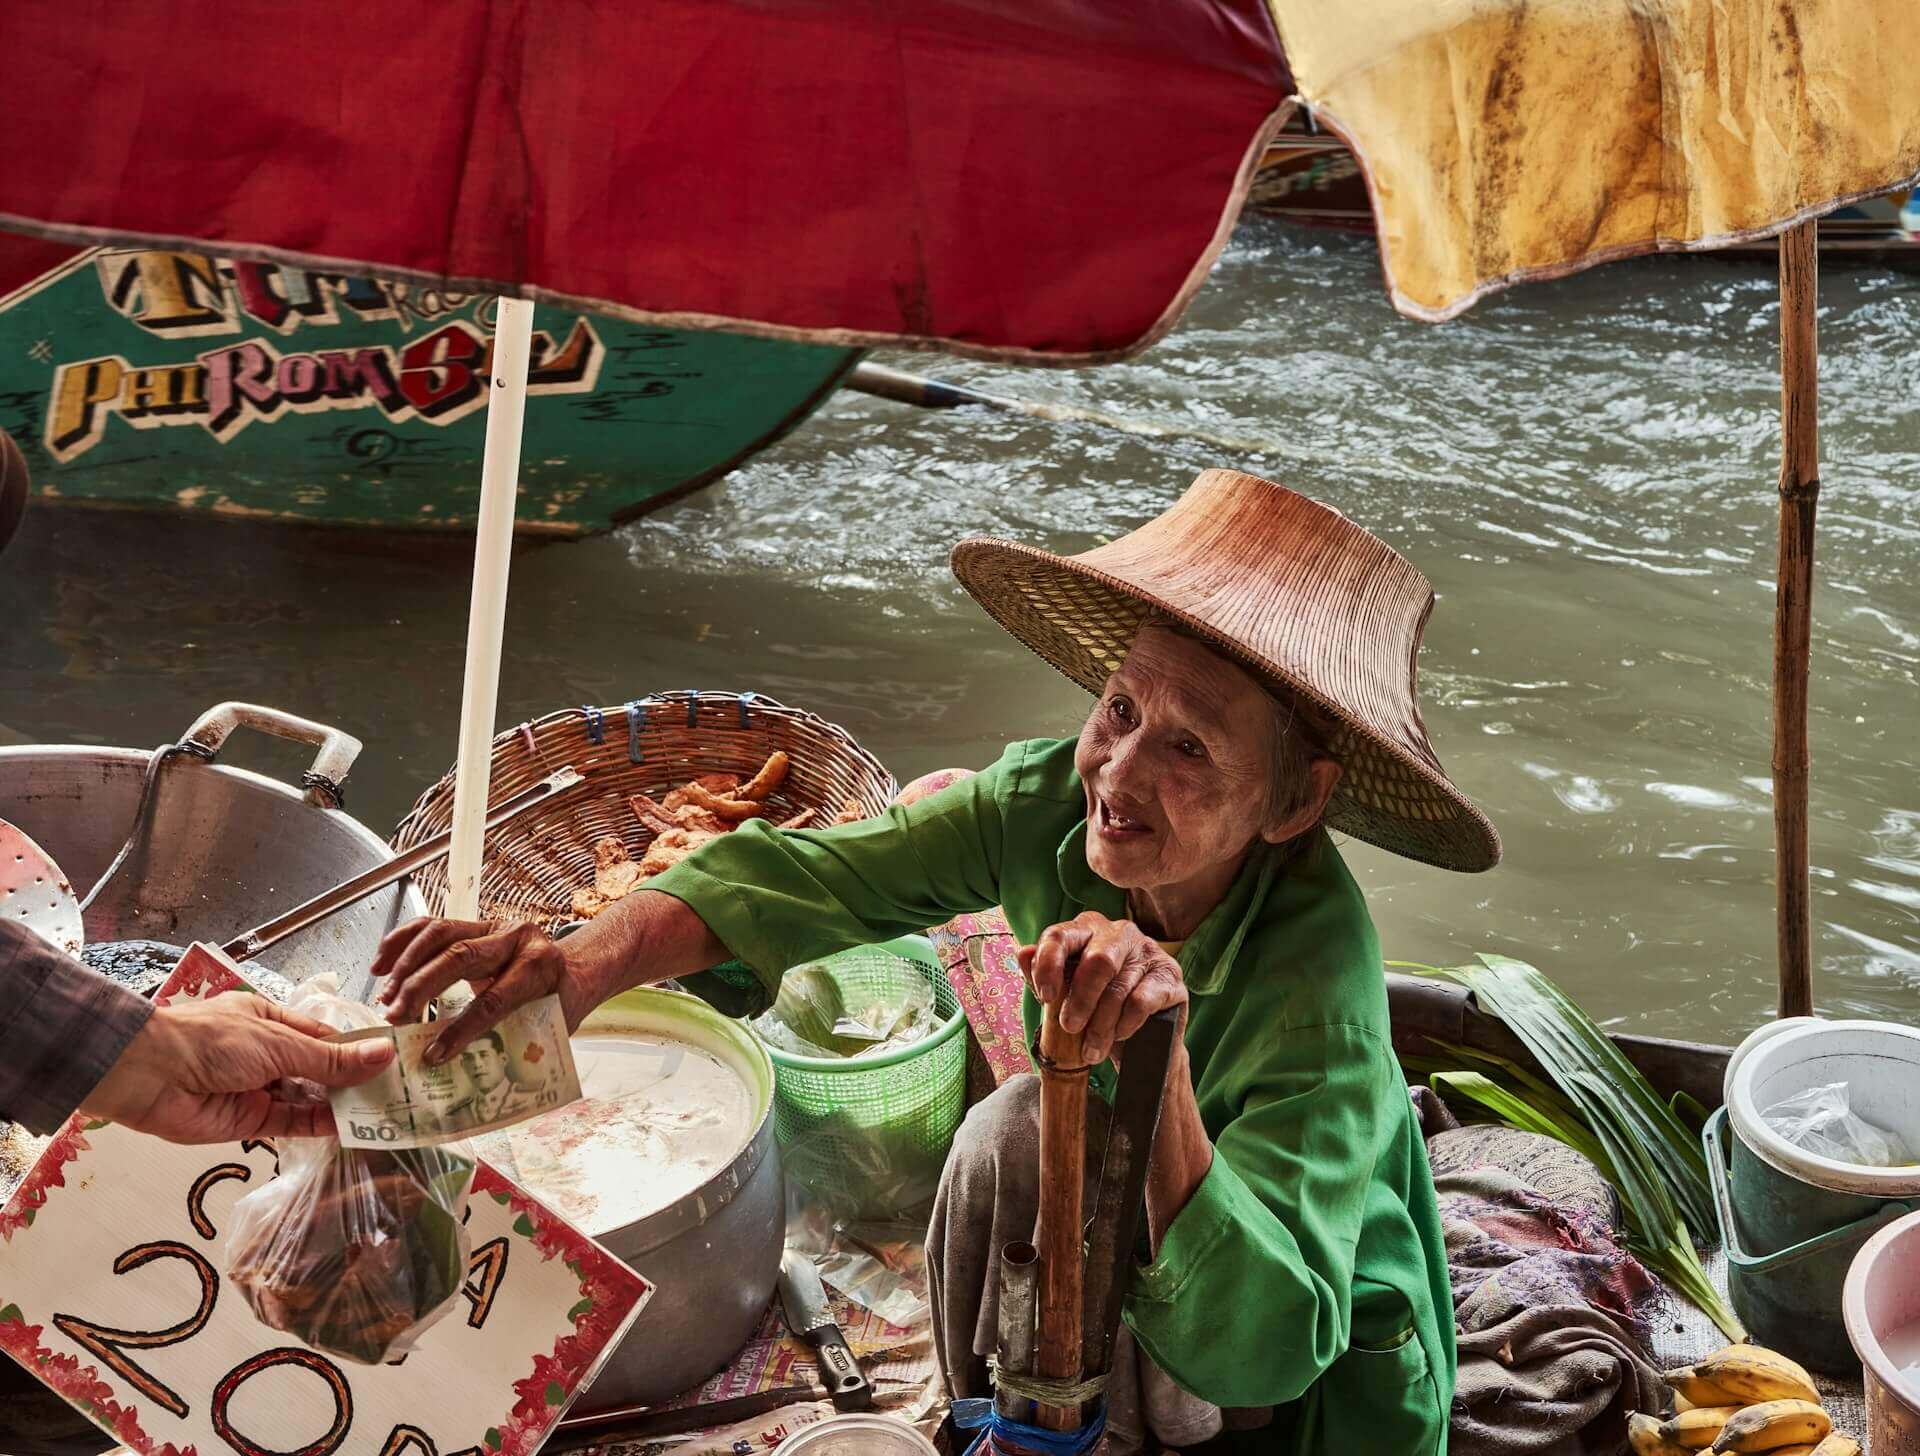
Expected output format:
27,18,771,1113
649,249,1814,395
329,994,582,1149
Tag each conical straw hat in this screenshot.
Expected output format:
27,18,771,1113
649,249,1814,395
950,469,1500,872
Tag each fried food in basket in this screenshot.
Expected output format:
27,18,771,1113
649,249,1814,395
566,752,870,919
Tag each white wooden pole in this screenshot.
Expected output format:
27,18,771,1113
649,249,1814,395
444,297,535,922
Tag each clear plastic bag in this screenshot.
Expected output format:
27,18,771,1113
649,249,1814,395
224,977,475,1365
751,958,935,1060
1762,1080,1916,1167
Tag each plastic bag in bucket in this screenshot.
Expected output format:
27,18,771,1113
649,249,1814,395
224,978,475,1365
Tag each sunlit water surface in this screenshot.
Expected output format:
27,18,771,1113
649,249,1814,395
7,220,1920,1038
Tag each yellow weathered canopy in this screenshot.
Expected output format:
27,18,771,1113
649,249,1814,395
1269,0,1920,319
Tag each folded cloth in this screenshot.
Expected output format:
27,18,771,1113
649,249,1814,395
1453,1304,1668,1456
1428,1131,1665,1456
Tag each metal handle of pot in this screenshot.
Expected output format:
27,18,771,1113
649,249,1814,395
221,767,586,964
1703,1105,1913,1273
181,702,363,809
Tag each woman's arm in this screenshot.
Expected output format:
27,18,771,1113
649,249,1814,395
378,744,1027,1057
1021,910,1214,1243
1143,1048,1213,1250
1124,1024,1406,1410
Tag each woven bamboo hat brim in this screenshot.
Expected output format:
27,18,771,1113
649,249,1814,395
950,469,1500,873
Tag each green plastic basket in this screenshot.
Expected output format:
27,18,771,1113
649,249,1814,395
754,935,967,1220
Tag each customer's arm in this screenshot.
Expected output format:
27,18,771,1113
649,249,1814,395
0,920,393,1143
0,917,154,1134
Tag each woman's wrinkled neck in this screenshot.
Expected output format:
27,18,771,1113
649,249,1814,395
1125,846,1252,942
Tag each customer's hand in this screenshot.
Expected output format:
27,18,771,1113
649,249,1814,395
1019,910,1188,1066
373,917,580,1064
80,993,395,1144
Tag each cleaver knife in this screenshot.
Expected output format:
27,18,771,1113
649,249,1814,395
778,1250,874,1411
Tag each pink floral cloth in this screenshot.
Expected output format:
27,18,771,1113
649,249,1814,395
894,770,1034,1090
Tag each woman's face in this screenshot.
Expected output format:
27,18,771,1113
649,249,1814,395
1075,625,1290,894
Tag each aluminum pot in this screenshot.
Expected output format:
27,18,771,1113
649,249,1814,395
560,987,785,1412
0,701,420,996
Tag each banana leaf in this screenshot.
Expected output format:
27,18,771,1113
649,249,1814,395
1393,954,1745,1340
1427,1070,1609,1168
1392,954,1714,1234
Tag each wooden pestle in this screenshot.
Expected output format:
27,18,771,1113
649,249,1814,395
1033,1001,1089,1430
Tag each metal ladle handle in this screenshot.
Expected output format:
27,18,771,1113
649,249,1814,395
182,701,363,809
221,767,585,964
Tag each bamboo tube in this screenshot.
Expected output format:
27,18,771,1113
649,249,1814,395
1773,222,1819,1021
1034,1005,1089,1431
995,1241,1040,1423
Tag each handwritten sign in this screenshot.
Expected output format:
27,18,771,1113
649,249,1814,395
0,946,652,1456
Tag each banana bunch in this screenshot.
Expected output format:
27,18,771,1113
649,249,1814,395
1624,1345,1859,1456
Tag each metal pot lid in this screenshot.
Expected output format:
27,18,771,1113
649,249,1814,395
777,1415,939,1454
0,818,81,957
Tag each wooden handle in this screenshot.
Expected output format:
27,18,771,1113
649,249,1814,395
1774,220,1819,1020
1034,1004,1088,1430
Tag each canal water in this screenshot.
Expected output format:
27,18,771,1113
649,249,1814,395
6,218,1920,1039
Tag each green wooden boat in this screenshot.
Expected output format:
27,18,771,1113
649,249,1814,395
0,240,859,536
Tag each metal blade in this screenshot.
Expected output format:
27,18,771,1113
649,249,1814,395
778,1248,833,1337
1081,1005,1178,1376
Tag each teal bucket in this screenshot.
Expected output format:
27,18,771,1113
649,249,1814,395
1708,1018,1920,1374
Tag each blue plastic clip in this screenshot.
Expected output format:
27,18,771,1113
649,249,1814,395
582,705,606,746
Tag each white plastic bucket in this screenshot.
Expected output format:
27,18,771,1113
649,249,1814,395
1726,1019,1920,1199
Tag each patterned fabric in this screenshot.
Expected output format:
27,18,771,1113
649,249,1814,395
1424,1125,1665,1456
0,919,152,1135
1428,1124,1621,1234
926,909,1033,1087
1433,1158,1656,1342
898,769,1036,1091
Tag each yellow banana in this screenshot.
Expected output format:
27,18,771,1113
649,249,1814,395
1692,1345,1821,1405
1660,1407,1741,1450
1767,1447,1818,1456
1808,1435,1860,1456
1631,1413,1698,1456
1663,1366,1748,1408
1709,1399,1831,1453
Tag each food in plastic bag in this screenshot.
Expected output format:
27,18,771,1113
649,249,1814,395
1762,1080,1916,1167
225,977,475,1365
752,958,934,1060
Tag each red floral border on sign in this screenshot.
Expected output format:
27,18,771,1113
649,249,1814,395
0,950,651,1456
0,1309,195,1456
0,1115,93,1243
474,1164,650,1456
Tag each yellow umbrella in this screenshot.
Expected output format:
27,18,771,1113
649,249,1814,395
1270,0,1920,1016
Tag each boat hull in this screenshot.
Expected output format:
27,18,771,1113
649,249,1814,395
0,243,859,535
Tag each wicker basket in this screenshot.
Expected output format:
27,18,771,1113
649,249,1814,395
390,691,897,929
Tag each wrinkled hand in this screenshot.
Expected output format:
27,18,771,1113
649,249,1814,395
1017,910,1187,1067
373,917,583,1064
80,993,396,1144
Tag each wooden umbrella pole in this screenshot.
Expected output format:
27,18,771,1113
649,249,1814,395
1033,1004,1089,1431
1773,222,1820,1020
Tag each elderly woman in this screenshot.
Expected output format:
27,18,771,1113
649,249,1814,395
375,470,1499,1456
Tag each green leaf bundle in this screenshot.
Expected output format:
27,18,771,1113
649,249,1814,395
1395,953,1745,1341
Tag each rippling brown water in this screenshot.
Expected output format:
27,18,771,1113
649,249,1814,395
7,219,1920,1039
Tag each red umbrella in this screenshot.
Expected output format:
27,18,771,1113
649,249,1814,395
3,0,1288,363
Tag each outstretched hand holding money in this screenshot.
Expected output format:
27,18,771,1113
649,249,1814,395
371,890,731,1061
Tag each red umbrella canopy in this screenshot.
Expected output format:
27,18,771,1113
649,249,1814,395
2,0,1289,363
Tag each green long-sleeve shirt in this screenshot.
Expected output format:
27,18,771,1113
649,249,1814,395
650,737,1453,1455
